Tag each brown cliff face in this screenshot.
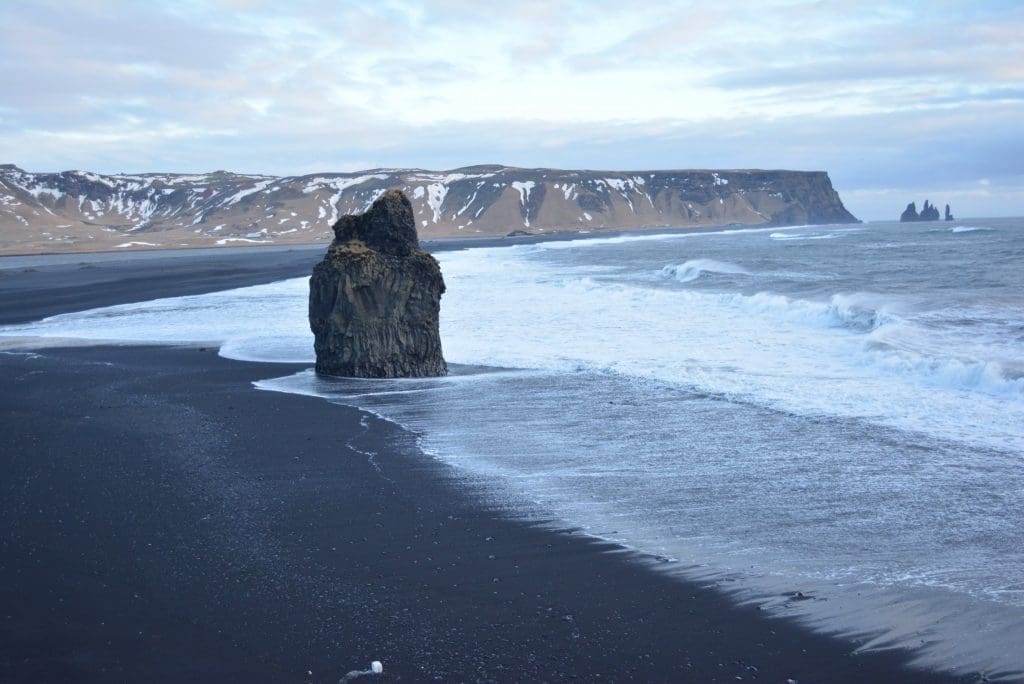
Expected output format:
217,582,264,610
308,190,446,378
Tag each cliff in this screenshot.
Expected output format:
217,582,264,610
0,164,859,254
309,190,446,378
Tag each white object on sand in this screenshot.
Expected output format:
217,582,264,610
339,661,384,682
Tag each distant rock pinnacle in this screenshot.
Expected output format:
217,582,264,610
900,199,941,222
900,202,919,222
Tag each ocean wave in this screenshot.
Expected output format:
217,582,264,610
860,345,1024,398
769,232,839,241
703,290,1022,397
714,290,903,333
559,273,906,335
544,276,1024,404
660,259,750,283
533,224,812,251
556,270,904,334
951,226,994,233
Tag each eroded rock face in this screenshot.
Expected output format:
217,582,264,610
919,200,940,221
309,189,447,377
900,202,919,222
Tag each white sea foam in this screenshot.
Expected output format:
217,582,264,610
2,237,1020,450
534,224,806,250
433,244,1023,451
0,277,314,362
951,225,994,233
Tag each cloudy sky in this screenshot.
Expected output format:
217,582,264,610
1,0,1021,219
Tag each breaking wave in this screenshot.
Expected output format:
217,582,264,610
548,275,1024,403
660,259,750,283
770,232,839,241
554,271,1017,392
706,289,903,333
951,226,994,234
861,340,1024,398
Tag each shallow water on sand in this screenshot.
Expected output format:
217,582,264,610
3,218,1023,678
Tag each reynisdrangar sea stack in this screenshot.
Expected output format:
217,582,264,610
309,189,447,377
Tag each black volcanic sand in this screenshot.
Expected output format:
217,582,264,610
0,249,973,682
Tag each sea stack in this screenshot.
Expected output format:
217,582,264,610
309,189,447,377
900,200,941,222
919,200,940,221
900,202,919,222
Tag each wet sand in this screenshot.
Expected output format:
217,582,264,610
0,247,970,682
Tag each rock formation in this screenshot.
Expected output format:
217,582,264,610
945,204,954,221
900,199,941,222
920,200,940,221
308,189,447,378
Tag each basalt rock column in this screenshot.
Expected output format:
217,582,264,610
309,189,447,377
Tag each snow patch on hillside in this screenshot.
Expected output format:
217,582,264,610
512,181,536,227
426,183,448,223
221,179,274,207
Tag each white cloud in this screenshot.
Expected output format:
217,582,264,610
0,0,1020,216
243,98,273,116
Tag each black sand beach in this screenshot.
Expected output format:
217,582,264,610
1,247,971,682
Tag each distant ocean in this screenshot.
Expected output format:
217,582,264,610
4,218,1023,677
